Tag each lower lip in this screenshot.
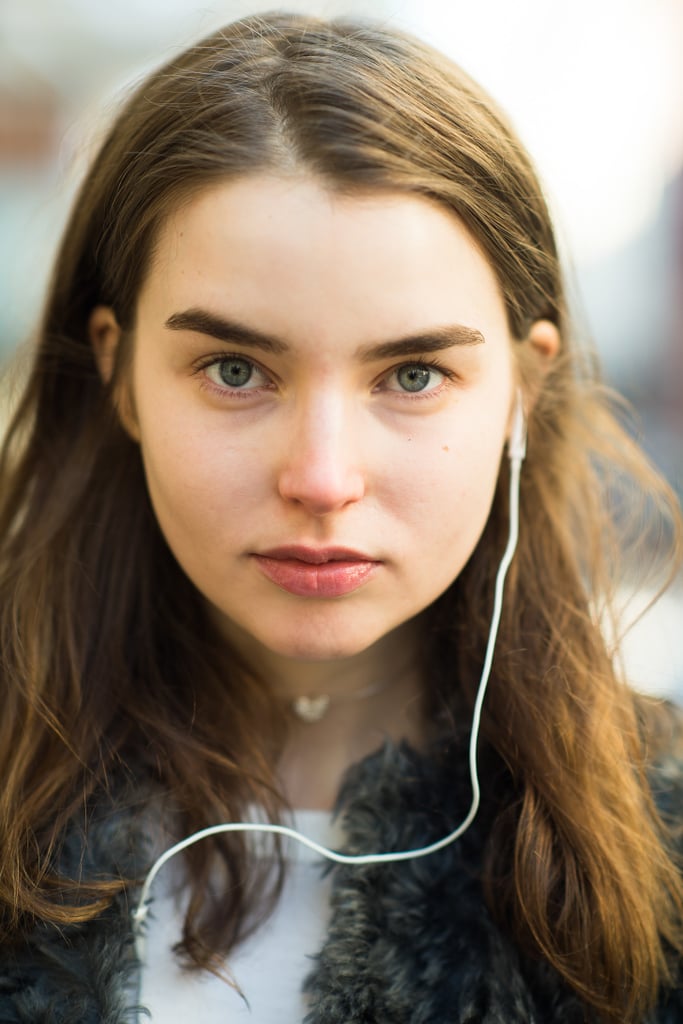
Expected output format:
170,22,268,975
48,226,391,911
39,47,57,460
253,556,379,598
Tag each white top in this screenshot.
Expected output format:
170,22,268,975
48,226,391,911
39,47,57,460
138,811,339,1022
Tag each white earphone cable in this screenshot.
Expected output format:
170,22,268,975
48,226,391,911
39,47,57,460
133,397,526,941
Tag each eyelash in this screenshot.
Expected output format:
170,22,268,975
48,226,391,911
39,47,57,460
191,353,459,401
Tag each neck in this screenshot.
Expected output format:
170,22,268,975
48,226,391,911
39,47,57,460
219,617,428,810
278,663,426,810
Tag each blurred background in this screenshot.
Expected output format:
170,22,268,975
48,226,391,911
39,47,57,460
1,0,681,696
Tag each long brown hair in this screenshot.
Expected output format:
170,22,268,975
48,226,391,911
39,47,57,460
1,13,681,1020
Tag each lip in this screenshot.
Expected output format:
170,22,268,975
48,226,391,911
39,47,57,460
253,545,380,598
258,545,375,564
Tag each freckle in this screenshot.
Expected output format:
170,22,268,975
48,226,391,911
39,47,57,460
442,445,449,452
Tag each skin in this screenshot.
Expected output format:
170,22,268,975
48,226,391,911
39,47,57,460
91,174,557,807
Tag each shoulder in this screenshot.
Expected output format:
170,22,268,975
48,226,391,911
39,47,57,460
644,698,683,839
635,698,683,1022
0,897,138,1024
0,775,155,1023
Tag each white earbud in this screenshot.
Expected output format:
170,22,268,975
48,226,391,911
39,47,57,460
508,389,527,463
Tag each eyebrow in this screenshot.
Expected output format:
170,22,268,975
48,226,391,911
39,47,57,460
164,308,485,359
164,309,289,354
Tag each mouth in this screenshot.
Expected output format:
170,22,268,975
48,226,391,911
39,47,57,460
253,545,380,598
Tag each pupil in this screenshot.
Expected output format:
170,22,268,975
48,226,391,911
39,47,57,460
398,365,430,392
219,359,252,387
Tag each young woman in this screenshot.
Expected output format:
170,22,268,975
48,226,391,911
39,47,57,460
0,12,681,1024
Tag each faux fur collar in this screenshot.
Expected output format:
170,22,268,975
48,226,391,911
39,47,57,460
0,738,681,1023
304,740,594,1023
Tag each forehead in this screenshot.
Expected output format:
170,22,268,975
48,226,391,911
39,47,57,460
140,174,510,348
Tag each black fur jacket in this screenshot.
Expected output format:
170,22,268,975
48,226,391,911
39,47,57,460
1,736,682,1023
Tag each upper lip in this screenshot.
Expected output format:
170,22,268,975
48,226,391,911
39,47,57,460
256,545,376,564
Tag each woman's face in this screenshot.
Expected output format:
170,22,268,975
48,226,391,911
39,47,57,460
100,175,519,663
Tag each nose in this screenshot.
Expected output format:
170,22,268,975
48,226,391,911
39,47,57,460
277,390,365,516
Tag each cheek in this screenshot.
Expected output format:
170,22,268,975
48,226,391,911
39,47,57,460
391,420,504,516
387,424,506,594
135,405,266,554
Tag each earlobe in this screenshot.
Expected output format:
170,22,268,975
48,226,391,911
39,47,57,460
89,306,121,385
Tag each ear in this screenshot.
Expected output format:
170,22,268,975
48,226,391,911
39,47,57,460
527,318,560,363
517,318,560,405
508,319,560,447
88,305,139,441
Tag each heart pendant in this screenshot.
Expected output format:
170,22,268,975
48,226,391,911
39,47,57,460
291,695,331,723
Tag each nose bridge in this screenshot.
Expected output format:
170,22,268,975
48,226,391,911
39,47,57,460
304,384,346,455
277,383,364,513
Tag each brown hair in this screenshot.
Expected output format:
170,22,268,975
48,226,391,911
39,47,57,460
1,13,681,1021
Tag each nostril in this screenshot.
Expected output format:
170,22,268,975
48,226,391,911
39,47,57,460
277,457,365,514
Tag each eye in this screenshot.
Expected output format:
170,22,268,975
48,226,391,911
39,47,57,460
383,362,449,394
203,356,269,390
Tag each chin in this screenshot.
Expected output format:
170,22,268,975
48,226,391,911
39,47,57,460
238,614,389,662
260,633,375,663
209,601,408,665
